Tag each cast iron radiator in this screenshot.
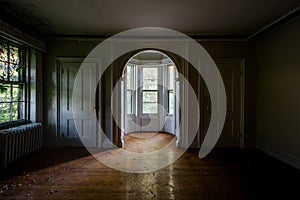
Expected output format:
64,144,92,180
0,123,42,170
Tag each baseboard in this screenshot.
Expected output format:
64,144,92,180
256,142,300,170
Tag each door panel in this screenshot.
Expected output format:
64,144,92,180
60,63,78,143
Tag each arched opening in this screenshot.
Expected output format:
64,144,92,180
120,50,180,147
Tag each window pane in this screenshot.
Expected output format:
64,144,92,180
0,85,11,102
143,79,157,90
126,65,132,89
10,64,19,81
12,85,23,101
127,90,132,114
143,68,157,79
0,103,11,123
168,91,174,114
9,46,19,64
0,61,8,81
143,91,157,103
143,103,157,114
12,102,24,121
0,43,8,62
168,66,174,90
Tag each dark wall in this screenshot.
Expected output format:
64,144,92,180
256,17,300,169
44,38,257,148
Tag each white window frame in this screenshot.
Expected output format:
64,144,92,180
140,65,160,115
167,65,175,116
125,64,134,115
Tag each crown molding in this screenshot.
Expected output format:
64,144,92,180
0,19,46,52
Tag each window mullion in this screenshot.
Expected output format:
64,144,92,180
7,45,10,81
9,84,13,121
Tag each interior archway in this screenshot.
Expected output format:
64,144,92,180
120,50,180,146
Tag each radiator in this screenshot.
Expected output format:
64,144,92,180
0,123,42,170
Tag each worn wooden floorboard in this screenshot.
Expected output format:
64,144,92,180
0,133,299,199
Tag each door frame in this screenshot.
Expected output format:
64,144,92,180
120,55,179,136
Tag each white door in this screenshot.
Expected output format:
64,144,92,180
59,59,98,147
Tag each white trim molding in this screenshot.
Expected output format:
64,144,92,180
0,19,46,52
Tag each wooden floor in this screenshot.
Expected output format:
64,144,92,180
1,133,300,199
123,132,175,153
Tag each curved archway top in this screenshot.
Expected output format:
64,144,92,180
126,50,175,67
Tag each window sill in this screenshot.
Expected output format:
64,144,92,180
141,114,159,119
0,119,30,130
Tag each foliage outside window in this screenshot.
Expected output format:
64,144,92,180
0,40,26,124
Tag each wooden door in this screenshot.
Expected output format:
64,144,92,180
59,59,98,147
203,59,244,148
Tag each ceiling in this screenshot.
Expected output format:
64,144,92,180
1,0,300,37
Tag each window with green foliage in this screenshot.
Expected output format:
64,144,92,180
0,40,26,124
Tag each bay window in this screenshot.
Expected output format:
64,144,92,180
124,57,177,118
